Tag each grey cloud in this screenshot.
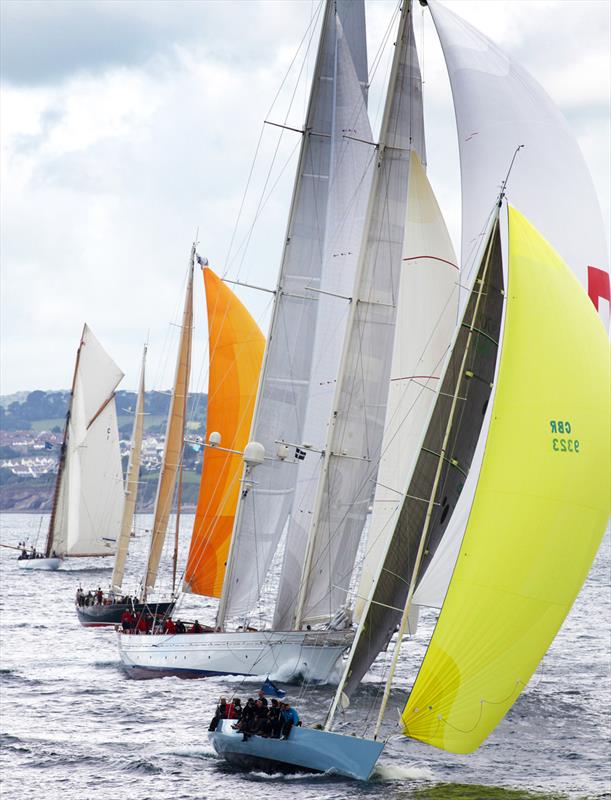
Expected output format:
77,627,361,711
12,108,64,155
0,0,284,86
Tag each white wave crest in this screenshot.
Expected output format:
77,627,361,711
372,762,434,781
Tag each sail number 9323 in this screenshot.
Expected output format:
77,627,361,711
550,420,580,453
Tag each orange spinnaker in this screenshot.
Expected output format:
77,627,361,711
184,267,265,597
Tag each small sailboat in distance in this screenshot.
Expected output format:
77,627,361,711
18,324,125,571
210,0,610,779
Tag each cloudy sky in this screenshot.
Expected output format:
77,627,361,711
1,0,609,397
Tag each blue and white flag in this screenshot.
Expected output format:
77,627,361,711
260,678,285,698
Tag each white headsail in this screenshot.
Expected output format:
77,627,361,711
354,150,459,621
410,0,611,609
427,0,609,325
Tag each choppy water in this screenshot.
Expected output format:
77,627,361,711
1,513,609,800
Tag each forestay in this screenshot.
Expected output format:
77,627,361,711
219,0,369,625
49,324,125,557
403,206,611,753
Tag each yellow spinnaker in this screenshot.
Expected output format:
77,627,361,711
403,206,610,753
184,268,264,598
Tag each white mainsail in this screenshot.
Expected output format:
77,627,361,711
353,150,459,620
218,0,369,626
111,345,147,591
273,16,375,631
48,324,124,557
274,0,428,630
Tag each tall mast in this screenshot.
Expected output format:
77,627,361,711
216,0,368,629
45,325,84,557
172,462,183,594
284,0,425,631
111,344,147,591
143,248,194,597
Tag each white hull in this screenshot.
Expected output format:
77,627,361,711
17,557,62,571
117,629,352,683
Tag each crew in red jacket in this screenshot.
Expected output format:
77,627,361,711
136,615,149,634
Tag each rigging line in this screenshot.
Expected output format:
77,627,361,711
369,1,401,81
315,297,456,591
224,0,324,271
232,7,322,280
225,136,302,274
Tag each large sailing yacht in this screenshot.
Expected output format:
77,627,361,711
117,0,459,682
209,0,610,778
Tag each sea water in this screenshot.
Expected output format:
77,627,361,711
1,513,609,800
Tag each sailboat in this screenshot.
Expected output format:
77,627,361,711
74,345,175,626
117,0,434,682
18,324,125,571
210,0,610,778
119,260,275,675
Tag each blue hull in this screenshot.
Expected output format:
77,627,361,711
210,720,384,781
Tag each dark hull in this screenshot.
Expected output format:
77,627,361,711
76,601,174,628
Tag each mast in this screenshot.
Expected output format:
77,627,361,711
111,344,147,591
143,248,194,597
216,0,368,629
326,208,501,732
371,214,499,739
172,462,183,594
45,325,84,557
282,0,426,631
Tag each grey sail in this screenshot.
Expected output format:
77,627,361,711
273,14,375,631
218,0,369,626
274,0,427,631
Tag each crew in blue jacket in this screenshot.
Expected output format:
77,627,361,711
280,701,300,739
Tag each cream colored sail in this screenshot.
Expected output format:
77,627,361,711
48,324,125,557
111,345,147,591
144,252,194,594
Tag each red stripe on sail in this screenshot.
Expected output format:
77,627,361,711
587,266,610,311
